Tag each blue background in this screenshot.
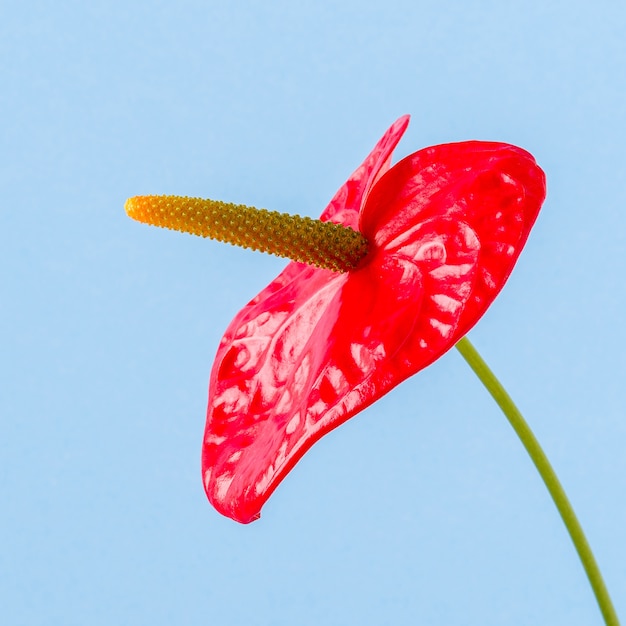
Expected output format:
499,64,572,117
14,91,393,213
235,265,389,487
2,1,625,624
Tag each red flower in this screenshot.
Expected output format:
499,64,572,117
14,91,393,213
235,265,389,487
202,116,546,523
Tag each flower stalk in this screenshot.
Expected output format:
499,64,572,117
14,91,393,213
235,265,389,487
456,336,619,626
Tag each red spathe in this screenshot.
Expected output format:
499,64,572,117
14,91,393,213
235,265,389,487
202,116,546,523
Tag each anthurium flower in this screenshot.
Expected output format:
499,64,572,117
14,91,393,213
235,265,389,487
189,116,545,523
126,119,623,626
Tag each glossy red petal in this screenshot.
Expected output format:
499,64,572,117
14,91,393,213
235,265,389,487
202,119,547,524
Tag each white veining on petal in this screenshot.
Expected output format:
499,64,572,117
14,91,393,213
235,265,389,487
430,292,463,315
205,433,228,447
228,450,243,463
350,341,386,376
480,266,497,290
215,474,234,502
213,386,250,415
415,240,447,263
255,463,275,496
430,263,475,283
285,413,300,435
428,318,454,338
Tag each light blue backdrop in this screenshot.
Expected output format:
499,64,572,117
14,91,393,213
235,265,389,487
2,1,624,624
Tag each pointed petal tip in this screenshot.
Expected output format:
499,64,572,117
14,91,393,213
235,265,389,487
393,114,410,133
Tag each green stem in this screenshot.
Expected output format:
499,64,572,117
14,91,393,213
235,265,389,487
455,336,619,626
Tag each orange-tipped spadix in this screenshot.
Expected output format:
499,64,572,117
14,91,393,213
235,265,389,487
125,195,369,272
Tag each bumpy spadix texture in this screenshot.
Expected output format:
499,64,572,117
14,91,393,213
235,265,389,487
203,116,546,523
125,195,368,272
